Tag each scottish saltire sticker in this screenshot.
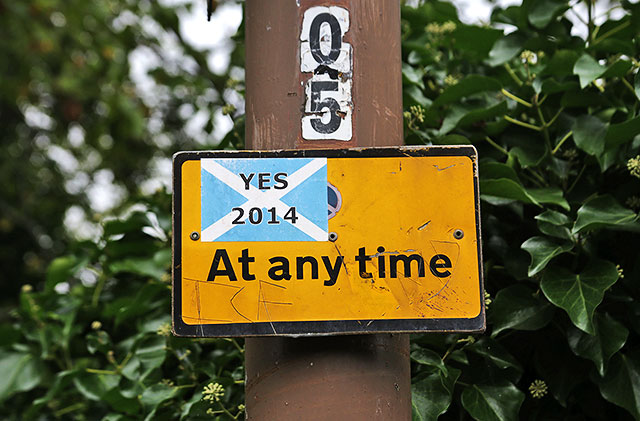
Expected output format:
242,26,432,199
200,158,328,242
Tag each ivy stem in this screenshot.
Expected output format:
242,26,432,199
521,172,544,188
534,94,552,150
484,136,509,156
568,163,587,193
224,338,244,354
501,88,532,107
92,274,107,307
175,383,197,389
118,352,133,372
552,131,573,155
592,20,631,46
442,340,458,362
526,168,548,187
538,94,549,107
503,63,523,86
545,107,564,128
591,81,605,92
217,401,239,419
621,77,639,100
53,403,86,417
86,368,117,374
504,115,542,131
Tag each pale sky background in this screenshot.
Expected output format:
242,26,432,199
61,0,630,243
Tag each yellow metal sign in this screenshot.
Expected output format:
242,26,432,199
172,146,484,336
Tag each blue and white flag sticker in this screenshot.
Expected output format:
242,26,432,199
201,158,328,242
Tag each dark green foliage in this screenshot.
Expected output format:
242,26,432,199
1,0,640,419
405,0,640,419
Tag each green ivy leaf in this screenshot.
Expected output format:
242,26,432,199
104,388,141,415
489,285,554,336
432,75,501,107
509,136,547,168
481,179,539,206
0,351,43,402
411,348,448,375
468,338,523,374
73,372,120,401
540,49,580,77
453,25,502,59
572,195,639,234
605,115,640,150
136,335,167,375
536,210,570,226
573,55,632,88
103,212,153,236
480,162,520,181
521,236,573,277
538,79,579,95
109,254,168,281
438,101,507,135
536,210,572,240
535,336,588,407
45,255,87,292
572,115,607,156
486,33,525,67
180,391,204,420
121,356,141,381
461,381,524,421
573,54,605,88
31,369,76,409
141,383,178,409
540,260,619,334
567,313,628,375
635,71,640,99
412,368,460,421
528,0,569,29
598,353,640,419
405,85,432,108
403,63,425,89
600,60,633,79
527,188,569,211
480,164,568,209
87,331,112,355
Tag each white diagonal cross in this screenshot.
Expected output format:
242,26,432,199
201,158,328,241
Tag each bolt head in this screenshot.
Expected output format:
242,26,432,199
190,231,200,241
453,229,464,239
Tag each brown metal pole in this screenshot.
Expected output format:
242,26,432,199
244,1,410,419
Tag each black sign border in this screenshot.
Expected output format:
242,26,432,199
173,146,485,337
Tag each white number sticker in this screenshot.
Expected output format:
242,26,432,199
300,6,352,141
